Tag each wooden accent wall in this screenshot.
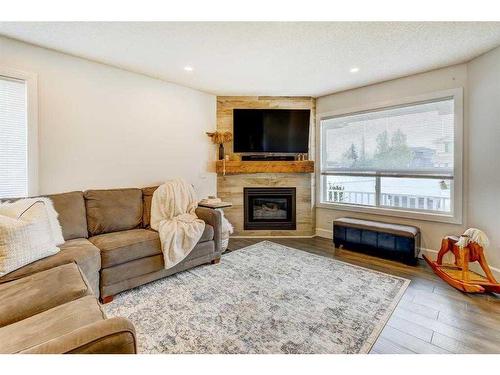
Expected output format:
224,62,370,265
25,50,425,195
216,96,316,237
216,96,316,160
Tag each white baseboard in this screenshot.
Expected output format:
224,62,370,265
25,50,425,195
418,247,440,260
230,235,315,239
315,228,500,279
315,228,333,239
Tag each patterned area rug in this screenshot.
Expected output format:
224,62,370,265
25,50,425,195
103,241,409,353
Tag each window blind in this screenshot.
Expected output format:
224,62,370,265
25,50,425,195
321,98,455,178
0,76,28,198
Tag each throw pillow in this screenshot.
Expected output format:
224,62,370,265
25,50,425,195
0,198,64,245
0,200,61,277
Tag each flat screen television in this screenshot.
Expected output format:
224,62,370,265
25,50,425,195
233,109,310,153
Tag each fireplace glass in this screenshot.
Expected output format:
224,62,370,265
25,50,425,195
244,187,296,230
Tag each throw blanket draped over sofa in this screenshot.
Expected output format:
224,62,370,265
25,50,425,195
150,179,205,269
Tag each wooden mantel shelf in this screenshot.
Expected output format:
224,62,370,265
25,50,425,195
216,160,315,174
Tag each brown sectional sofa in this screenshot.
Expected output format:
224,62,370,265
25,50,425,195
85,187,222,301
0,186,222,301
0,263,136,353
0,186,223,353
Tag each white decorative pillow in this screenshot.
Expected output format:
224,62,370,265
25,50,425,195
0,198,64,245
0,200,61,277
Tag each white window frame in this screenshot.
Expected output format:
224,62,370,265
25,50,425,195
316,88,463,224
0,66,38,197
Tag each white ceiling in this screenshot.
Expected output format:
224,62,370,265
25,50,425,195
1,22,500,97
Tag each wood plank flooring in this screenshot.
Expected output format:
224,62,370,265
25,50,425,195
227,237,500,354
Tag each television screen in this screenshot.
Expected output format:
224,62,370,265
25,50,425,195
233,109,310,153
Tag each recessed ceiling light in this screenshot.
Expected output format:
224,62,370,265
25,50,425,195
350,67,360,73
184,66,194,72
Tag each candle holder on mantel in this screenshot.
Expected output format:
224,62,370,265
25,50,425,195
206,131,233,160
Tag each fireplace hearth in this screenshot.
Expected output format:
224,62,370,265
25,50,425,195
244,187,296,230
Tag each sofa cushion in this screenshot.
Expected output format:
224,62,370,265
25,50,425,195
141,186,158,228
85,188,143,236
45,191,88,240
89,229,161,268
0,192,88,241
22,317,137,354
101,241,215,298
0,263,91,328
100,240,215,287
0,238,101,298
0,295,104,354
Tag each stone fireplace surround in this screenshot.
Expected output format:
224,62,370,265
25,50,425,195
217,173,314,237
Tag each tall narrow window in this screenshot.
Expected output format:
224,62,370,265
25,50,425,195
319,91,462,223
0,76,28,198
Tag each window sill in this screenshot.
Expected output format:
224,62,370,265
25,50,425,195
316,201,462,225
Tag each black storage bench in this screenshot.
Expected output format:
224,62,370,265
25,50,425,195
333,217,420,265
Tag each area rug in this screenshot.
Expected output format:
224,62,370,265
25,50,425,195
103,241,409,354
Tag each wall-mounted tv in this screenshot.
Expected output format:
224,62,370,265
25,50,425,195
233,109,310,153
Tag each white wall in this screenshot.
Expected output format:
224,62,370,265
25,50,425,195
467,46,500,271
316,51,500,274
0,36,217,199
316,64,468,254
2,34,499,271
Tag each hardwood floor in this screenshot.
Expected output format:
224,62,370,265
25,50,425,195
227,237,500,354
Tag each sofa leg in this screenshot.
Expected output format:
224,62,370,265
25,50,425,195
100,295,114,304
211,257,221,265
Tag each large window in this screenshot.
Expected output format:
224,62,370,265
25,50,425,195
0,70,37,199
319,90,462,223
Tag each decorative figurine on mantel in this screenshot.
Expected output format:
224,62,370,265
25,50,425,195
423,228,500,293
206,131,233,160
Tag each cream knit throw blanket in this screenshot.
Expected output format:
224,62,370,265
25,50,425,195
150,179,205,269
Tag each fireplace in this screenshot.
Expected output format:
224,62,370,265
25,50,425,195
244,187,296,230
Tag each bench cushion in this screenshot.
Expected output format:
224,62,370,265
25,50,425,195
333,217,419,238
0,263,91,327
84,188,143,236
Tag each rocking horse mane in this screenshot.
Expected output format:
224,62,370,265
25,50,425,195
456,228,489,248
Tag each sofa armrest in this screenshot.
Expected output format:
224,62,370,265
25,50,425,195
195,207,222,256
20,317,137,354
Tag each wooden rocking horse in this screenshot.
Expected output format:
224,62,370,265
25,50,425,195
423,228,500,293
